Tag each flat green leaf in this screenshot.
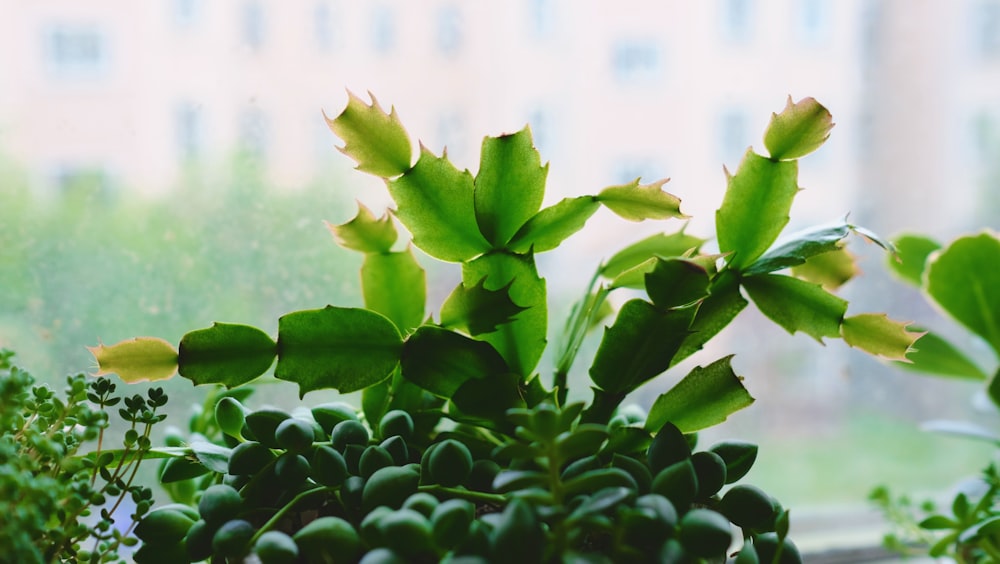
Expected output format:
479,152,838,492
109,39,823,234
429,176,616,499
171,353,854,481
159,456,209,483
608,257,659,291
189,439,232,474
841,314,922,362
450,370,525,423
388,146,492,262
791,247,858,291
325,91,412,178
888,234,941,287
763,96,834,160
361,247,426,334
463,251,547,377
892,328,989,380
743,221,851,276
178,323,276,387
276,306,402,396
440,277,528,336
925,231,1000,356
990,368,1000,410
400,325,508,398
644,258,711,310
742,274,847,342
601,230,705,280
716,151,799,270
673,271,748,365
919,515,959,531
590,299,694,395
89,337,179,383
474,127,549,246
921,419,1000,445
327,203,397,253
597,178,687,222
645,356,754,433
507,196,600,254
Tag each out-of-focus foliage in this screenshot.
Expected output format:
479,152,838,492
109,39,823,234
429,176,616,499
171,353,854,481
0,157,362,381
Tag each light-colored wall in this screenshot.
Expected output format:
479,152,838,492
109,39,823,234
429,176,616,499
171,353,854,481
0,0,996,240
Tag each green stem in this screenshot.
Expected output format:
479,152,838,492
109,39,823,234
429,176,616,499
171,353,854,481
418,485,507,506
553,267,609,401
248,486,338,545
980,538,1000,562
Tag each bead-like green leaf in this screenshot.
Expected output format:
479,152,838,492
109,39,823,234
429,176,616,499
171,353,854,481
474,127,549,246
742,274,847,342
506,196,600,254
325,91,413,178
590,299,694,395
597,178,687,222
763,96,834,161
892,329,989,380
462,251,547,377
440,277,528,336
646,356,754,433
276,306,403,396
644,258,711,310
716,152,799,271
388,146,491,262
925,231,1000,356
361,247,426,334
89,337,179,383
743,221,851,276
400,326,508,399
178,323,276,388
887,234,941,287
841,313,923,362
327,203,397,253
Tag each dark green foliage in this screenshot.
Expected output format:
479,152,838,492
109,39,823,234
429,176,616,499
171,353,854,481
93,95,911,562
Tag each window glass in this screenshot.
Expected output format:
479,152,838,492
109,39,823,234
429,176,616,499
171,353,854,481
3,4,999,557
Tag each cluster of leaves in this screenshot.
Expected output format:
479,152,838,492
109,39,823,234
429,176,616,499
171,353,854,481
872,230,1000,562
90,94,920,562
0,349,169,563
133,396,801,563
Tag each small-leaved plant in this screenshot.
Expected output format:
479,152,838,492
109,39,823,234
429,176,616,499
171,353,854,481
91,95,919,563
0,349,169,563
871,230,1000,562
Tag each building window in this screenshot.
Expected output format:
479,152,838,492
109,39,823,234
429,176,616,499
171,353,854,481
50,165,113,200
175,102,204,162
241,0,265,51
612,157,665,185
44,26,109,79
239,107,269,160
436,111,466,160
371,5,395,54
436,5,463,56
526,107,553,156
720,0,753,43
611,40,662,84
795,0,830,44
718,109,750,165
971,111,1000,165
172,0,202,30
528,0,554,39
973,0,1000,60
313,1,337,52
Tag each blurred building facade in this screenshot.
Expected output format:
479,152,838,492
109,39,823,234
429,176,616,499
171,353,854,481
1,0,994,237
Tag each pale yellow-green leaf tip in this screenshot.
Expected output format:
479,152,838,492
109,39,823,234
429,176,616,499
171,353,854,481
88,337,179,383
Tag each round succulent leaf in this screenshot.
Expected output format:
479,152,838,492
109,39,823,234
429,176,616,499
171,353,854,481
245,409,292,449
362,465,420,512
718,484,778,531
651,460,699,510
678,508,734,559
293,516,363,564
554,424,610,462
562,467,638,499
708,440,759,484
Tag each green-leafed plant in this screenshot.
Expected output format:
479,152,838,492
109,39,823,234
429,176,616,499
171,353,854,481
872,230,1000,562
91,95,917,563
0,349,169,563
